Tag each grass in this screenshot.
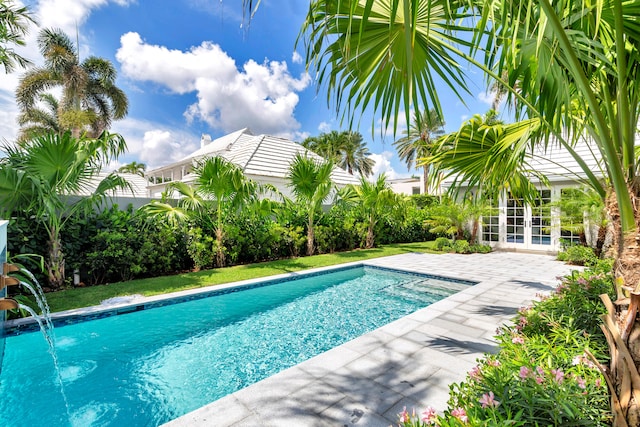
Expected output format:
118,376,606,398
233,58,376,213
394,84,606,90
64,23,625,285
38,241,438,313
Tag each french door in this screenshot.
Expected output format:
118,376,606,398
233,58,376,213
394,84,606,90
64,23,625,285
505,190,552,250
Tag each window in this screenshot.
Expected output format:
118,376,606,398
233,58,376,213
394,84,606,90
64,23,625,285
482,198,500,242
412,186,420,195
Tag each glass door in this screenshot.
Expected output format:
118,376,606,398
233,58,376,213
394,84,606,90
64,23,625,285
505,190,552,249
506,195,525,244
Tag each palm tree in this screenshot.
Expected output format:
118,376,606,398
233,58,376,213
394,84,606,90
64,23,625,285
16,28,128,138
299,0,640,421
393,109,445,194
342,174,400,248
118,161,147,177
17,93,61,141
287,153,334,256
143,157,263,267
0,0,34,73
302,131,374,176
0,131,129,289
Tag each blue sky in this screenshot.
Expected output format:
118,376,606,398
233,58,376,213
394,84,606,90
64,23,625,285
3,0,497,176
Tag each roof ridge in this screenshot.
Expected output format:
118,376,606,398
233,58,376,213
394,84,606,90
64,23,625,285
239,134,266,172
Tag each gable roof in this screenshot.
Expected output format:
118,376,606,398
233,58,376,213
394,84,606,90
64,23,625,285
150,128,360,186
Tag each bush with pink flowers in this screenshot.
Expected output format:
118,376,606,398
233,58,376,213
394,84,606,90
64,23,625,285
397,261,613,426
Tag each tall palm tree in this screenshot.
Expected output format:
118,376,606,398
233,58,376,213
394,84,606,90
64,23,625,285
299,0,640,421
0,0,34,73
17,93,61,141
342,174,400,248
393,108,445,194
302,131,374,176
0,131,129,289
16,28,128,138
287,153,334,256
118,161,147,177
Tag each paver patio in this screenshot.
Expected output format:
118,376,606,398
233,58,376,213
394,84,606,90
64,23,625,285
164,251,579,427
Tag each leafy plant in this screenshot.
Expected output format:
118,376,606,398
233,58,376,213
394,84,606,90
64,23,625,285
557,246,598,266
397,265,614,426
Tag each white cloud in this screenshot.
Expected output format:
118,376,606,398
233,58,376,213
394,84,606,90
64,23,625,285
36,0,134,35
368,151,409,180
292,51,303,64
116,32,311,137
111,118,199,170
478,90,497,107
318,121,331,133
375,113,407,140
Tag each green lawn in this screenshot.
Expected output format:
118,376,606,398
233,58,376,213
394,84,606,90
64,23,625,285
40,241,438,313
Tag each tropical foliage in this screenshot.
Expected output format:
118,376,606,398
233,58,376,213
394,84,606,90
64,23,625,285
143,156,265,268
16,28,128,138
301,130,374,176
0,131,129,289
342,174,403,248
118,161,147,177
17,93,62,141
0,0,34,73
287,153,335,256
393,108,445,193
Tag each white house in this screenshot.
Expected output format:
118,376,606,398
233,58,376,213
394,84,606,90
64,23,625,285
145,128,360,199
442,140,603,253
388,177,424,195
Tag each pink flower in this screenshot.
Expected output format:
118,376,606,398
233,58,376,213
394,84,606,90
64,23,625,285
536,366,544,376
422,406,437,424
519,366,530,380
398,407,410,423
487,359,501,367
535,376,544,384
479,391,500,409
451,407,468,423
551,368,565,384
577,277,588,285
512,336,525,344
577,377,586,389
469,365,482,380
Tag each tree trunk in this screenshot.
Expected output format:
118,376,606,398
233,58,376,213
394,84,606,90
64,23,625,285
365,219,375,249
47,227,65,290
307,216,315,256
215,227,225,267
423,164,430,195
599,189,640,426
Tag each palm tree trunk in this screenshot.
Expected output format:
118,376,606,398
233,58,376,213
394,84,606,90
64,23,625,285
599,189,640,425
365,217,375,249
307,214,315,256
215,204,226,267
47,226,65,290
423,164,430,195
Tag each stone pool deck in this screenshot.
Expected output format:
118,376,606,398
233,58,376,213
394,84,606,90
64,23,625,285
164,251,579,427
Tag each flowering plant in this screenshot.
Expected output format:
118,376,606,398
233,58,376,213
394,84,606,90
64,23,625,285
396,263,613,426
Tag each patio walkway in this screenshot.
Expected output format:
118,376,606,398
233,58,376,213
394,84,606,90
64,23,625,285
164,251,579,427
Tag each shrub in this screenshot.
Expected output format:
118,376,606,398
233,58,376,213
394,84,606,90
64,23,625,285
434,237,452,251
558,245,598,266
397,264,614,426
470,244,492,254
453,239,470,254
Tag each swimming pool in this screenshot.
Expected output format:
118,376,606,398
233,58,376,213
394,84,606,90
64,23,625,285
0,264,473,426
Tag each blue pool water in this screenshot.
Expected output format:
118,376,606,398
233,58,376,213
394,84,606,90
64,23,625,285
0,265,472,427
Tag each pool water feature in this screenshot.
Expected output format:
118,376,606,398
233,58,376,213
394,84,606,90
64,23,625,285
0,265,473,426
